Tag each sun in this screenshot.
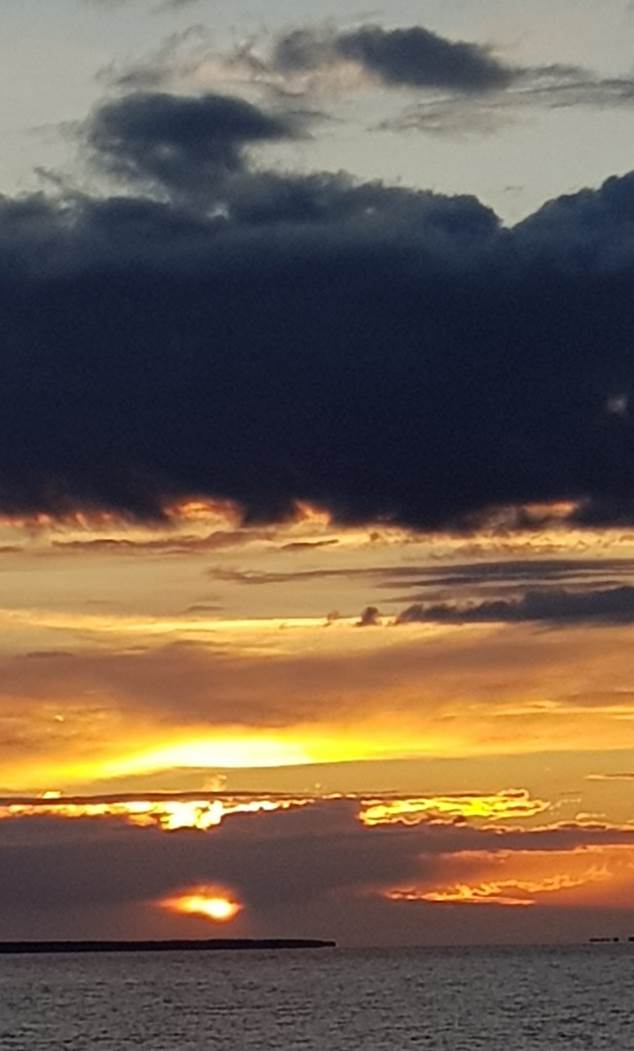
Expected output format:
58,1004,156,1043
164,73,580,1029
160,886,242,924
182,895,240,922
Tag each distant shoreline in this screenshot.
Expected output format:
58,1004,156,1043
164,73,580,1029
0,938,336,955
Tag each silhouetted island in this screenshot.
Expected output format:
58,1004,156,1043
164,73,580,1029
0,938,336,955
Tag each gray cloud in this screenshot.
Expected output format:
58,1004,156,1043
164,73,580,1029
86,92,303,200
155,0,202,11
278,539,339,552
101,22,514,98
102,22,634,142
53,528,275,556
272,25,514,93
396,559,634,588
396,585,634,626
100,26,211,92
384,70,634,136
210,559,634,592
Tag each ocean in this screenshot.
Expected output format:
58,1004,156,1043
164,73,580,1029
0,945,631,1049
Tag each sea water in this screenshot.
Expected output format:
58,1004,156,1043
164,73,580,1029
0,945,631,1050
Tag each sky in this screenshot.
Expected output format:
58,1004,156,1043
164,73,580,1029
1,0,634,946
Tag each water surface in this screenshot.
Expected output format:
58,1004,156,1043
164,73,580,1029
0,945,631,1049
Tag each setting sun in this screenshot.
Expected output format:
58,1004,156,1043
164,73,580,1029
161,888,242,924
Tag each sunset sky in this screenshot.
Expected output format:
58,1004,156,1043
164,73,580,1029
1,0,634,945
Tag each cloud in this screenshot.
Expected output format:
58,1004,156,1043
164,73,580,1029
102,22,634,136
85,91,303,200
101,22,514,98
210,558,634,592
0,786,549,831
5,93,634,528
84,0,201,7
155,0,202,10
272,29,634,132
271,25,514,93
384,69,634,136
53,527,276,555
396,585,634,626
587,772,634,782
100,26,214,92
279,539,339,552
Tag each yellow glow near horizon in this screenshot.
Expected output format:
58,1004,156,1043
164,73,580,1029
97,724,465,781
6,704,633,795
105,737,314,774
161,887,242,923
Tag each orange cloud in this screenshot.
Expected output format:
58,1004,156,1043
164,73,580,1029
0,795,305,831
385,845,633,908
388,872,605,908
0,789,550,833
360,789,549,826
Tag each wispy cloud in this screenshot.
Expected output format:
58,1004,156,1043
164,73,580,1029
383,69,634,137
100,21,634,139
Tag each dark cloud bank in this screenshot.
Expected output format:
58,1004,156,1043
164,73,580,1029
4,88,634,528
1,800,633,942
